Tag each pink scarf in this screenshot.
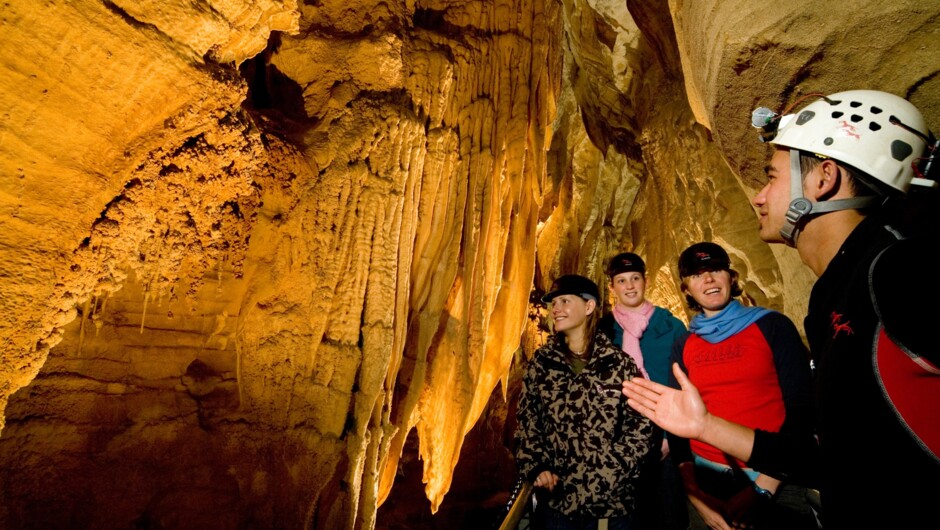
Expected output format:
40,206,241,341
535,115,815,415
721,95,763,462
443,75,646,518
613,301,653,378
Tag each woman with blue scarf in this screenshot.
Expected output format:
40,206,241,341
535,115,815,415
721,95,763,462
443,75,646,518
669,242,817,530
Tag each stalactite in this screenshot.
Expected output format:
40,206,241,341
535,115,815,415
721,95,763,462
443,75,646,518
93,293,108,336
140,277,151,334
77,297,91,356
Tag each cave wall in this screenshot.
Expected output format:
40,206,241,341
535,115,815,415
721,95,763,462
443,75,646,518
1,1,938,529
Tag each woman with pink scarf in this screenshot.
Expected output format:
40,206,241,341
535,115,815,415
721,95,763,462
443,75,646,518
599,252,688,530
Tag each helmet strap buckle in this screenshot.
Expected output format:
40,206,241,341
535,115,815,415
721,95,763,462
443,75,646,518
780,198,812,246
778,149,811,246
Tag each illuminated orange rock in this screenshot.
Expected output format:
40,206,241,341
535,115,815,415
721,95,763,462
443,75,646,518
0,0,936,528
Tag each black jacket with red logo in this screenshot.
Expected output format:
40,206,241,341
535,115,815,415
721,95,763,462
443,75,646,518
750,213,940,529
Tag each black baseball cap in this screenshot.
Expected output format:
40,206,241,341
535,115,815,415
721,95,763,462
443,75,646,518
541,274,600,303
606,252,646,278
678,242,731,277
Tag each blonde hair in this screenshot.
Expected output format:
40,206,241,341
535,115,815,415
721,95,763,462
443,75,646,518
553,297,601,354
582,304,602,353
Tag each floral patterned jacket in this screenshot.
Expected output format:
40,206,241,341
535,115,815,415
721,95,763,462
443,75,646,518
514,331,653,518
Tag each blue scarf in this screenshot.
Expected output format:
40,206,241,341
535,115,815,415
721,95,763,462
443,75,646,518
689,300,771,344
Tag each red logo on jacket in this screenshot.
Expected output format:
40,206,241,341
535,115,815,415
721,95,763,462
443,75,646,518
830,312,854,339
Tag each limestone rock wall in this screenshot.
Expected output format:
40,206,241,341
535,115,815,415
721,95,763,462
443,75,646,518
0,1,938,529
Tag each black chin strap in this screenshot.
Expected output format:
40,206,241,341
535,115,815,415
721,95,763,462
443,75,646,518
779,149,878,246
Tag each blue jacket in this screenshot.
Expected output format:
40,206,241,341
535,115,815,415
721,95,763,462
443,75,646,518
599,306,687,385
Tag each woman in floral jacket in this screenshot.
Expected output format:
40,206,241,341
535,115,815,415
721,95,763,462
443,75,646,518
515,274,653,530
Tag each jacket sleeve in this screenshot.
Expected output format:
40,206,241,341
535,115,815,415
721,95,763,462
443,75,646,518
750,428,821,488
748,312,821,486
619,395,654,477
759,312,815,434
513,359,554,482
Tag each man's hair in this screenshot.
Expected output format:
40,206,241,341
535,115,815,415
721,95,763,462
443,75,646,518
680,269,744,312
798,151,885,201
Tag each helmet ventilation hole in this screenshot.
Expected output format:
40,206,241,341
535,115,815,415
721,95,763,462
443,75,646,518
890,140,913,161
869,122,882,131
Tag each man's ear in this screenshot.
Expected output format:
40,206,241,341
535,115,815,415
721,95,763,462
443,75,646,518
813,159,841,199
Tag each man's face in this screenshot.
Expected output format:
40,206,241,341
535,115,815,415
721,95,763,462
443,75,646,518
752,148,798,244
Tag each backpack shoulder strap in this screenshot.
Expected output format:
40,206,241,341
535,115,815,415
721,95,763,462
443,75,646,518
870,237,940,464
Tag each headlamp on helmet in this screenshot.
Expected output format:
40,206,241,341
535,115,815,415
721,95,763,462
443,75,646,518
751,107,781,143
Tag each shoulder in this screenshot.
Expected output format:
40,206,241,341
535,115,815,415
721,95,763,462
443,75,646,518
673,330,692,348
828,214,905,279
652,306,686,328
528,339,564,369
755,310,802,334
594,330,616,349
593,333,627,363
755,309,793,324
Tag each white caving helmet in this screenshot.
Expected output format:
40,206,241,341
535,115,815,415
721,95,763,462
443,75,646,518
751,90,937,246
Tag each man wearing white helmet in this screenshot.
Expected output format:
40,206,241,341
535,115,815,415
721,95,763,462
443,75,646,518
753,89,935,255
622,90,940,529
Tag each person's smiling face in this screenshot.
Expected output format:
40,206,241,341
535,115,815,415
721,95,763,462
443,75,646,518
609,271,647,310
685,269,733,316
550,294,592,333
